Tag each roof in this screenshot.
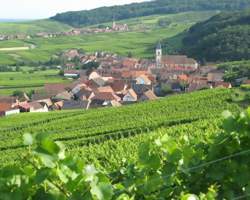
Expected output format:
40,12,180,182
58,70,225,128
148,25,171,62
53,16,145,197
178,74,189,81
122,70,148,79
92,92,121,101
75,88,93,100
89,71,101,80
32,89,53,101
142,90,157,100
207,72,224,82
122,58,138,68
136,75,152,85
64,70,80,75
125,89,138,100
0,96,17,104
162,55,197,65
92,77,106,87
111,80,127,92
214,82,232,88
62,100,89,110
18,102,31,110
29,102,44,110
97,86,114,93
44,83,71,94
54,91,72,101
132,84,151,96
0,103,12,112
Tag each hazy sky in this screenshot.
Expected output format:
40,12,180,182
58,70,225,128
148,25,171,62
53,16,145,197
0,0,147,19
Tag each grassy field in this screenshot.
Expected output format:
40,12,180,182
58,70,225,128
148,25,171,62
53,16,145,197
0,69,68,95
0,19,72,35
0,11,218,65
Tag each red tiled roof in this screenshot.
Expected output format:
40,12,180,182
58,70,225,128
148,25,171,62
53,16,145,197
97,86,114,93
122,58,138,68
111,80,126,92
44,83,71,94
92,92,121,101
0,103,12,112
162,55,197,65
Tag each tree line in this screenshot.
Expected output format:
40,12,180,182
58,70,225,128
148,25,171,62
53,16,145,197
51,0,250,27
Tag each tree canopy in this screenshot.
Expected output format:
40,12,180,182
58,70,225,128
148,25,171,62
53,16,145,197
51,0,250,27
182,9,250,62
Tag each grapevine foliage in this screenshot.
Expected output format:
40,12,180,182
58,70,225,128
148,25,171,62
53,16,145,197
0,107,249,199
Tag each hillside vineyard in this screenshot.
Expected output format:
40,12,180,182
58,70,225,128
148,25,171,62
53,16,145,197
0,89,240,168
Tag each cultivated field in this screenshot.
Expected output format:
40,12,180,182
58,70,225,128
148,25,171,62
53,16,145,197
0,69,68,95
0,11,218,65
0,89,240,170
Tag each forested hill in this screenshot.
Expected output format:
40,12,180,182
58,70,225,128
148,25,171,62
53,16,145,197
51,0,250,27
182,9,250,62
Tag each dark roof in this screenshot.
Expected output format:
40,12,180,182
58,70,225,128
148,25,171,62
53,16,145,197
131,84,151,96
0,96,17,104
75,88,92,99
62,100,89,110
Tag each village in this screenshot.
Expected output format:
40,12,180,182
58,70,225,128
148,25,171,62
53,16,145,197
0,42,237,117
0,21,129,41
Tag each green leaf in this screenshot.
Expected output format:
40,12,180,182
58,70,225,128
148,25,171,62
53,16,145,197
181,194,199,200
91,182,113,200
23,133,33,146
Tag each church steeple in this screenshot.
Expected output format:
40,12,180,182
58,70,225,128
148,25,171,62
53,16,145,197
156,41,162,68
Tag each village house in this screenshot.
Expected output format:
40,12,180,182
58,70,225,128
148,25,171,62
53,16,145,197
123,89,138,102
29,102,49,113
0,103,20,117
112,21,129,32
155,42,198,70
64,70,80,78
140,90,158,101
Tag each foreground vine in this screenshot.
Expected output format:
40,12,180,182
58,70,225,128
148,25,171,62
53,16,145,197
0,107,249,199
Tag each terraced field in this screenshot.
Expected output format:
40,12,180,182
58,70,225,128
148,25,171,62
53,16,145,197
0,89,240,170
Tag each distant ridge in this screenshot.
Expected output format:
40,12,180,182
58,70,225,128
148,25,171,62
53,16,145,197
51,0,250,27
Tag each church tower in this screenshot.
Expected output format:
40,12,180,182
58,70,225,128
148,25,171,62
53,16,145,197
156,42,162,68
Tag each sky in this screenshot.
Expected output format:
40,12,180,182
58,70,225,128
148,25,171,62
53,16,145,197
0,0,147,19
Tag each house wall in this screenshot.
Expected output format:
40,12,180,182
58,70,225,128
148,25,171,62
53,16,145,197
123,94,136,102
30,106,49,113
5,109,20,116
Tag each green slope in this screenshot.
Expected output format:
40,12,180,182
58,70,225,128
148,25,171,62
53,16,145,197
181,9,250,62
0,19,72,35
0,89,240,169
0,11,217,65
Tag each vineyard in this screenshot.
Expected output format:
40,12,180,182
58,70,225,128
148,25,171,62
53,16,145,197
0,88,249,199
0,89,240,170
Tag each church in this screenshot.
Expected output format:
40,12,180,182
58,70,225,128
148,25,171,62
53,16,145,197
155,42,198,70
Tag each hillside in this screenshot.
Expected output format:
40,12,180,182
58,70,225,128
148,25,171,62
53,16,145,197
0,89,240,169
0,19,72,35
0,11,216,66
51,0,250,27
182,10,250,62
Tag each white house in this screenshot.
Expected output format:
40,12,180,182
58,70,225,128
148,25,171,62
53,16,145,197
29,102,49,113
123,89,138,102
